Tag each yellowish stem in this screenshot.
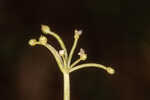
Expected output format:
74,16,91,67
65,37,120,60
69,63,115,75
62,55,67,68
68,38,78,67
70,58,81,68
48,31,68,60
37,42,64,73
69,63,107,73
63,73,70,100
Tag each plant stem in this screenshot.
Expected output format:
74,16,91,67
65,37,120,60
69,63,107,73
68,38,78,67
49,31,68,60
63,73,70,100
70,58,81,68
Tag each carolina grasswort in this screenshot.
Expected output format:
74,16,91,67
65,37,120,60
28,25,115,100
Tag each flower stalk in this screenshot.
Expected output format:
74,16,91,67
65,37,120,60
28,25,115,100
63,73,70,100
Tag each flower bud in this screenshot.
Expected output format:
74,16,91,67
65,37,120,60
41,25,51,34
106,67,115,75
28,39,37,46
39,35,47,45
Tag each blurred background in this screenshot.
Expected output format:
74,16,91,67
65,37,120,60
0,0,150,100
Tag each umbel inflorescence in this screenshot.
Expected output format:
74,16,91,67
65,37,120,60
28,25,115,100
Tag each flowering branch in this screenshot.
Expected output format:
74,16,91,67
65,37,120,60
41,25,68,60
28,25,115,100
67,29,82,67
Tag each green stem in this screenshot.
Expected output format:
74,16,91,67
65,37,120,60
48,32,68,60
38,43,64,73
62,55,67,68
69,63,107,73
70,58,81,68
68,38,78,67
63,73,70,100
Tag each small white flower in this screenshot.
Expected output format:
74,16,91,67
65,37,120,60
59,50,65,56
75,29,82,35
74,29,82,39
78,48,87,60
78,48,85,55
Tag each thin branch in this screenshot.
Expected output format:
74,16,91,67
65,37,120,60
69,63,108,73
47,31,68,60
70,58,82,68
37,43,65,73
68,38,79,67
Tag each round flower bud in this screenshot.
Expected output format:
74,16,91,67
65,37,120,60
39,35,47,45
28,39,37,46
41,25,51,34
106,67,115,75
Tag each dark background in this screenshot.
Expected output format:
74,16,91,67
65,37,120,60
1,0,150,100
